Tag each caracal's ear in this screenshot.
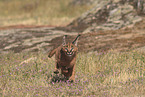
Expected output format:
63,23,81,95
72,34,81,46
62,35,67,46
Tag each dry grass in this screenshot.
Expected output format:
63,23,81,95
0,0,93,27
0,50,145,96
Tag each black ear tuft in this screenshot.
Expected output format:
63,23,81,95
72,34,81,46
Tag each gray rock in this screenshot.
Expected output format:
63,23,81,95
66,0,144,33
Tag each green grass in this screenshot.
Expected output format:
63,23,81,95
0,50,145,96
0,0,93,26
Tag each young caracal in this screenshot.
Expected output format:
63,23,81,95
48,35,80,82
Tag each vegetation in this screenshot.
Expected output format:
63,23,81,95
0,50,144,96
0,0,93,26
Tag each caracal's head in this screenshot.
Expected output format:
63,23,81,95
61,35,80,57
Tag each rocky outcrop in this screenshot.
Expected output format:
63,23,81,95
0,18,145,54
0,27,78,53
66,0,144,33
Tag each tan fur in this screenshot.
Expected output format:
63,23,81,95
48,35,80,82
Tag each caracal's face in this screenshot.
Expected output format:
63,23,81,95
62,43,76,57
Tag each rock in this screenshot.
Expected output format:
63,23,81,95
0,27,78,53
66,0,144,33
0,18,145,53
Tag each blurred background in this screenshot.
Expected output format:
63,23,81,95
0,0,94,27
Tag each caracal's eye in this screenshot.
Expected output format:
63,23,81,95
71,47,74,51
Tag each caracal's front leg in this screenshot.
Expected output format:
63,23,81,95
68,65,75,82
54,63,60,74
